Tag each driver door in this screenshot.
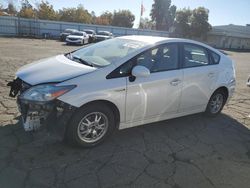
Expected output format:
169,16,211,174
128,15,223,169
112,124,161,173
125,43,183,123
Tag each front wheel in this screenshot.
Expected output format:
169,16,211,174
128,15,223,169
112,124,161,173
65,104,115,147
205,90,226,117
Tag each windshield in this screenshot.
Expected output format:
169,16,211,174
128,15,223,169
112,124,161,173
67,38,148,67
97,31,110,36
71,32,83,36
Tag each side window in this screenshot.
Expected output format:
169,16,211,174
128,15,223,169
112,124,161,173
107,44,179,79
153,44,178,72
106,60,134,79
183,44,209,68
136,49,155,71
136,44,178,73
211,51,220,64
119,60,135,76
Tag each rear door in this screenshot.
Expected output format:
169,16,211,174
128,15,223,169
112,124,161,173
179,43,220,112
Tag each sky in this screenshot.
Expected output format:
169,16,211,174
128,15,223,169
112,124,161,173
2,0,250,27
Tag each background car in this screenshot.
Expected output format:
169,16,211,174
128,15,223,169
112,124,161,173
9,36,236,147
65,31,89,45
60,29,78,41
84,29,96,43
95,31,113,42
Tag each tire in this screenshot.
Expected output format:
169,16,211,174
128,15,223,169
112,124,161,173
65,103,115,147
205,90,226,117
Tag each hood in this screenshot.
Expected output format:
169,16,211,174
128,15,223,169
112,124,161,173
16,55,96,85
67,35,83,39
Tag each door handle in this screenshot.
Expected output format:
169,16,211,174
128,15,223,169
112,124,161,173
208,72,215,77
170,79,181,86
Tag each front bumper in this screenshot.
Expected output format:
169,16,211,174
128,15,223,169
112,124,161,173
66,39,82,44
226,79,236,104
7,78,76,138
17,98,76,138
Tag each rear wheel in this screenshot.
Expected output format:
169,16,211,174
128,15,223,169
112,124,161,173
65,104,115,147
205,90,226,116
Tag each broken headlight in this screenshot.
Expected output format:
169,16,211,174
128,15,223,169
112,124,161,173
20,84,76,102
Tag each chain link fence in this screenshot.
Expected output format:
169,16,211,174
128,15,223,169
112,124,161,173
0,16,169,39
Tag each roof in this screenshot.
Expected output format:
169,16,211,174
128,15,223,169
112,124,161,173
97,31,112,33
84,29,95,32
119,35,208,46
118,35,220,54
119,35,169,44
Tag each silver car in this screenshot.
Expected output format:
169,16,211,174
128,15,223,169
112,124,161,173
8,36,236,147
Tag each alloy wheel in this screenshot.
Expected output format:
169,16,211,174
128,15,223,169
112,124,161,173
209,93,224,114
77,112,108,143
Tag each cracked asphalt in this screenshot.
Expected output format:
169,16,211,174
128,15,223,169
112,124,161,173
0,38,250,188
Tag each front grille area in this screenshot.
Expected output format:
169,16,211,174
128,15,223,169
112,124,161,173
68,38,78,41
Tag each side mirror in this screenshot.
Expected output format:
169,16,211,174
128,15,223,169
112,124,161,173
131,65,150,78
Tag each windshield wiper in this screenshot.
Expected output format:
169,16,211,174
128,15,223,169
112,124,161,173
71,54,93,67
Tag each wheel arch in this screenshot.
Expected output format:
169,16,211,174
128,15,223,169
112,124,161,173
80,100,121,129
212,86,229,103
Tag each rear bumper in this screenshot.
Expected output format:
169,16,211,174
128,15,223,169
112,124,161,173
226,79,236,104
17,98,76,138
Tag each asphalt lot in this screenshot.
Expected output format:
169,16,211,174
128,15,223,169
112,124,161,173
0,38,250,188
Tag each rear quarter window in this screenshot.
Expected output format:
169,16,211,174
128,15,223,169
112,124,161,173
210,51,220,64
183,44,209,68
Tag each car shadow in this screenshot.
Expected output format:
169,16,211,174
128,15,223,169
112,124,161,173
1,112,249,155
0,113,249,187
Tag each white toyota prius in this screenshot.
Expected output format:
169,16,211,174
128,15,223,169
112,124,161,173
8,36,236,147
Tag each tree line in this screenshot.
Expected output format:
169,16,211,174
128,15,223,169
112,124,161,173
0,1,135,28
0,0,211,39
143,0,211,39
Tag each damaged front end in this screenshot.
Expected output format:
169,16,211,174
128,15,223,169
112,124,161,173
7,78,76,137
